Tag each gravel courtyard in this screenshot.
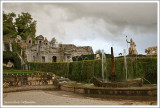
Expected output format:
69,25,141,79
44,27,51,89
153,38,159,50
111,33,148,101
3,90,156,106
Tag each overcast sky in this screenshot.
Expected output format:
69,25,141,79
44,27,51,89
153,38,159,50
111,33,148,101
3,2,157,56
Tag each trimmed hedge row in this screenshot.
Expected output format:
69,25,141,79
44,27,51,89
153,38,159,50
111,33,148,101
28,57,157,84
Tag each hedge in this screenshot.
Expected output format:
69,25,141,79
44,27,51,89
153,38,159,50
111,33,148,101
28,57,157,84
72,54,111,61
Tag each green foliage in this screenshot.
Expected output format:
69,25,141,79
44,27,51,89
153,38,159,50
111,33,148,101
28,62,69,78
72,54,95,61
4,43,10,51
70,61,83,82
144,57,157,83
72,54,111,61
12,42,21,55
3,12,17,38
3,51,21,69
28,57,157,84
115,58,125,81
3,69,54,75
50,37,57,45
3,11,36,42
93,60,102,78
95,49,102,54
15,12,36,41
81,60,95,82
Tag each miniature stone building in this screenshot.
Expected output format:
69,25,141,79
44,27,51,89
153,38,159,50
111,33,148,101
145,46,157,56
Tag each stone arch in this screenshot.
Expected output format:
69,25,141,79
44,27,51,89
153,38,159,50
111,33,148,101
52,56,57,62
42,56,45,63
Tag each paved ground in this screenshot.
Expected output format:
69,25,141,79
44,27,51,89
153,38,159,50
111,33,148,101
3,90,157,106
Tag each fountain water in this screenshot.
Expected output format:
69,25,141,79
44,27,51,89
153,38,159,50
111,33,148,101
101,50,108,82
17,53,28,70
93,47,143,88
101,50,104,82
3,42,6,51
123,49,127,80
9,42,13,52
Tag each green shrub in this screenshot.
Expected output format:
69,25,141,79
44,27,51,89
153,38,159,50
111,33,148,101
72,54,111,61
70,61,83,82
12,42,21,55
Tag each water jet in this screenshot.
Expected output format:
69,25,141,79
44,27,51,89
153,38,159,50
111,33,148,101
93,47,143,88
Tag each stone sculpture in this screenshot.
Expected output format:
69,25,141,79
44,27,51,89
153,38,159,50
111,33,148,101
145,46,157,56
126,38,138,55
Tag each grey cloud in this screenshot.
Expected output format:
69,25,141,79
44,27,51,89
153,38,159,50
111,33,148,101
3,3,157,55
3,3,157,35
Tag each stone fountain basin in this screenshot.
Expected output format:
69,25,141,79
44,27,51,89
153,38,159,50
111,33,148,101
93,77,143,88
60,82,157,97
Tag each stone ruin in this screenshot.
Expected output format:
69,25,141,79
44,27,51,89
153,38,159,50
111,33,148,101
3,35,94,63
145,46,157,56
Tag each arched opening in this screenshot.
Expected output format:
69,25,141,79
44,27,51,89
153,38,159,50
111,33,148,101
39,41,42,44
29,40,31,43
33,56,35,61
52,56,56,62
42,56,45,63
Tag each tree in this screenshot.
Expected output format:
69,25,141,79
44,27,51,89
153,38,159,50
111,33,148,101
3,11,17,38
15,12,36,41
95,49,102,54
119,53,122,56
50,37,57,45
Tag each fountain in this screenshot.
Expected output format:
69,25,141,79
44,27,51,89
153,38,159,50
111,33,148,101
101,49,104,82
9,42,13,52
3,42,6,51
17,53,28,70
93,47,143,88
123,49,127,80
101,50,108,82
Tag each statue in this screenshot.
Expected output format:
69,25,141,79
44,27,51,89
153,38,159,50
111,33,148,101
96,54,100,59
145,46,157,56
126,36,138,55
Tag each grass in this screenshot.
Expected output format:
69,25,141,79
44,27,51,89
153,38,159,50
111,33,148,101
3,69,54,75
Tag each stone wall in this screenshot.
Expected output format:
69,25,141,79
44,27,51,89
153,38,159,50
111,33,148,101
26,36,94,63
3,73,54,88
3,35,94,63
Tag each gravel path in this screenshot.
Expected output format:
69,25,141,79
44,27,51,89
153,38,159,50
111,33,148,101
3,90,156,105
